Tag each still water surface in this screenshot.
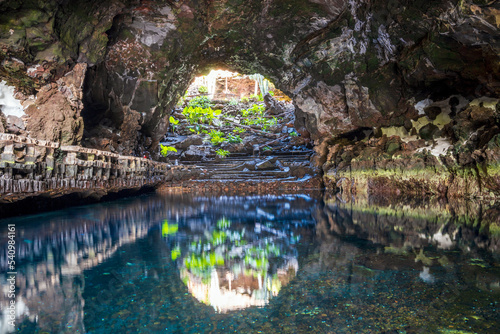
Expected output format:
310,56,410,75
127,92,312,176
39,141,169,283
0,192,499,333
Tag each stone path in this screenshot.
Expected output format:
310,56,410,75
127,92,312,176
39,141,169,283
160,150,323,192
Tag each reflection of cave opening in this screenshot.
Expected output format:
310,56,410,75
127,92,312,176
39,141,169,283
163,216,301,313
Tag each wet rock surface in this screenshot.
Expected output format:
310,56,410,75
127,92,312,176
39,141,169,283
322,98,500,199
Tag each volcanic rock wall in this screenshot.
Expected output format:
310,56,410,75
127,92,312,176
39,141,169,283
0,0,498,196
0,133,176,205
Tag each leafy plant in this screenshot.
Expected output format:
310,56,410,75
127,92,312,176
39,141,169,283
226,133,242,143
233,127,246,134
240,96,249,103
262,146,273,151
169,116,179,133
160,144,178,157
182,106,221,125
242,116,277,131
229,98,238,105
240,104,265,117
216,149,230,158
263,117,277,131
188,95,213,109
289,131,299,137
198,85,208,94
208,129,227,145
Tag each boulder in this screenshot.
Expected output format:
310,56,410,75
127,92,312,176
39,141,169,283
264,94,287,115
6,115,25,135
174,135,204,150
181,145,212,161
255,157,276,170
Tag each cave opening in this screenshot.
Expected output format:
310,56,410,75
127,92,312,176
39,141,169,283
157,68,315,182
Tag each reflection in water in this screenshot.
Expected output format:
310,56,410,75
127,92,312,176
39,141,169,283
0,192,498,333
166,211,303,312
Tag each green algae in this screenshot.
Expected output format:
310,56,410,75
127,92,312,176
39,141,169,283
381,126,408,138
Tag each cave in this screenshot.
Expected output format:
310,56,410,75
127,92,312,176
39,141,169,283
0,0,499,332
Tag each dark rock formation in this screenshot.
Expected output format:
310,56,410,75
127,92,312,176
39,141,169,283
0,133,183,216
0,0,498,197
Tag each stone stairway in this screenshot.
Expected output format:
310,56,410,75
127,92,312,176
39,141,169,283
179,150,318,183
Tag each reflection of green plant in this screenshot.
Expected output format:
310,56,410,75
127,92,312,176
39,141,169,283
216,149,230,158
160,145,178,157
169,116,179,133
171,246,181,260
242,243,282,277
211,230,227,245
209,129,227,145
217,218,231,229
171,215,296,302
198,85,208,94
162,220,178,236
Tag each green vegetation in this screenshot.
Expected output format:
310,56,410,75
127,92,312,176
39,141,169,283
160,144,177,157
182,106,221,125
490,223,500,237
188,124,208,134
216,149,230,158
198,85,208,94
208,129,226,145
169,116,179,133
226,133,242,143
249,93,264,102
233,127,246,134
187,95,213,109
243,116,277,131
238,104,278,131
240,103,265,117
